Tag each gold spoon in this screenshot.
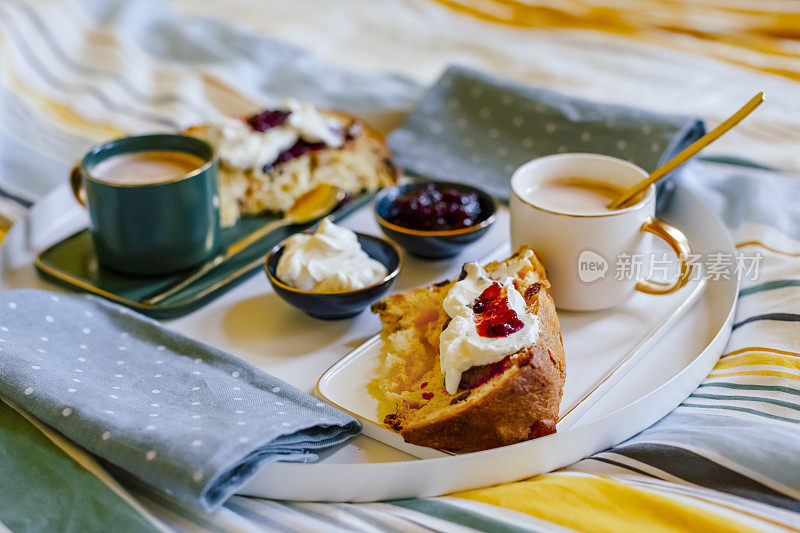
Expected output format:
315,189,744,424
142,183,344,306
608,92,765,210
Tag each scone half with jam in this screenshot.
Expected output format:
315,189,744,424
186,99,398,227
369,247,566,453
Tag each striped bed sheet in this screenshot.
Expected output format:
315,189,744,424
0,1,797,531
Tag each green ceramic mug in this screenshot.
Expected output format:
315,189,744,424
70,134,222,276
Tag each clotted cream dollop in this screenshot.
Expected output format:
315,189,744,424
439,261,540,394
206,99,344,171
276,219,387,292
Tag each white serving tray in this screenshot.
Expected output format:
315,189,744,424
0,183,737,502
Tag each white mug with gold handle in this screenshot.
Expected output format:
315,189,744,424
510,153,692,312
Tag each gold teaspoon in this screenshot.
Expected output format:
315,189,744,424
142,183,344,306
608,92,765,210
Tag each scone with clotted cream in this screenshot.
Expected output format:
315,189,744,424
369,247,566,453
186,100,398,227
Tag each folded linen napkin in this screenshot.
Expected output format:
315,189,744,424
388,65,706,208
0,289,359,511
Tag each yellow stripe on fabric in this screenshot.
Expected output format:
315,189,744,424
451,474,763,533
736,241,800,257
724,346,800,359
427,0,800,83
709,370,800,382
200,73,261,113
0,34,126,142
626,479,800,533
715,353,800,372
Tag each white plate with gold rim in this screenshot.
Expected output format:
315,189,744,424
1,183,737,502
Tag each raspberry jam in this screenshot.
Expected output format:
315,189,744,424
386,183,483,231
261,139,327,172
471,282,524,338
246,109,291,131
458,355,511,390
275,139,326,164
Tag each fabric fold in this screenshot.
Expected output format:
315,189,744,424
389,65,706,209
0,289,360,510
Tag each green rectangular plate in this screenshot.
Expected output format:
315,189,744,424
35,192,374,319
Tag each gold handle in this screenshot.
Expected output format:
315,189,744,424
69,163,87,207
635,217,693,295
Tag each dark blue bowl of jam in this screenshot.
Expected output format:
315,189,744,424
374,181,497,259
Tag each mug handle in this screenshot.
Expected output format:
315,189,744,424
635,217,693,295
69,163,87,207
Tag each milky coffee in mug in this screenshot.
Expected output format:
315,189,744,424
70,134,221,277
510,153,693,311
90,150,207,186
522,177,624,215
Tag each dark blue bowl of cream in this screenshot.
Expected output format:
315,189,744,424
265,220,402,319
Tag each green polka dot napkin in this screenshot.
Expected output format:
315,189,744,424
388,65,706,207
0,290,359,511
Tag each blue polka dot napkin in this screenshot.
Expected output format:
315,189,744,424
0,289,360,511
388,65,706,208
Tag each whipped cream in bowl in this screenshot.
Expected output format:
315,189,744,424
276,218,388,292
265,219,401,319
